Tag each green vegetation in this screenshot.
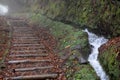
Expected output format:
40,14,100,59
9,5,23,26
30,13,90,57
65,57,99,80
33,0,120,38
99,46,120,80
30,13,99,80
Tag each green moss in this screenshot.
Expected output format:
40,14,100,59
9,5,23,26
73,65,99,80
32,0,120,38
99,46,120,80
30,13,90,53
64,54,99,80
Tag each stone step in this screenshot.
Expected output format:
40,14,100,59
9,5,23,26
6,74,58,80
14,66,53,72
8,59,51,64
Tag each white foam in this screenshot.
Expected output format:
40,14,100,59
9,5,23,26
84,29,109,80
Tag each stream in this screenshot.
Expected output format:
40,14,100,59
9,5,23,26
84,29,109,80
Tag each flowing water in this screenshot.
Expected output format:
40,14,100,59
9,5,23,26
0,4,8,15
84,29,109,80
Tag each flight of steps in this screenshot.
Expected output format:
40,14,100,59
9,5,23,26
2,20,59,80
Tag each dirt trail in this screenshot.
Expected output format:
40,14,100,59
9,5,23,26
0,17,65,80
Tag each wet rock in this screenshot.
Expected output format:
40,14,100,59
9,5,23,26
73,55,88,64
71,44,81,50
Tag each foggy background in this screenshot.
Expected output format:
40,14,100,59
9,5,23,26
0,0,34,14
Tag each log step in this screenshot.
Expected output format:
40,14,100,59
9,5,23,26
13,31,32,34
14,66,53,72
12,47,45,50
13,34,35,37
7,74,58,80
11,50,46,53
12,41,41,43
13,44,42,47
9,54,48,57
13,36,38,39
13,39,40,41
12,42,39,44
8,59,51,64
13,33,35,35
13,35,36,37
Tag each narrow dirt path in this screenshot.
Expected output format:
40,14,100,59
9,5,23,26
1,18,64,80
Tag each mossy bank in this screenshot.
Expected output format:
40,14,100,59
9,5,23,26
99,37,120,80
30,13,99,80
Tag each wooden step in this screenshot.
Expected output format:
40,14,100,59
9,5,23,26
13,31,33,32
12,46,45,50
13,32,35,34
9,54,48,57
7,74,58,80
13,28,31,29
14,66,53,72
13,44,42,47
13,39,40,41
11,50,45,53
13,30,33,33
12,45,44,48
14,30,33,31
13,38,39,40
12,42,39,44
13,33,35,35
8,59,51,64
13,36,38,39
13,35,36,37
12,39,41,42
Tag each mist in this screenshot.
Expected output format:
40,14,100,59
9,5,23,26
0,4,8,15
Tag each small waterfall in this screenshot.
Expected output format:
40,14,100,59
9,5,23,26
0,4,8,15
84,29,109,80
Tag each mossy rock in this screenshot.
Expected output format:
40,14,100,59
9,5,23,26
99,45,120,80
